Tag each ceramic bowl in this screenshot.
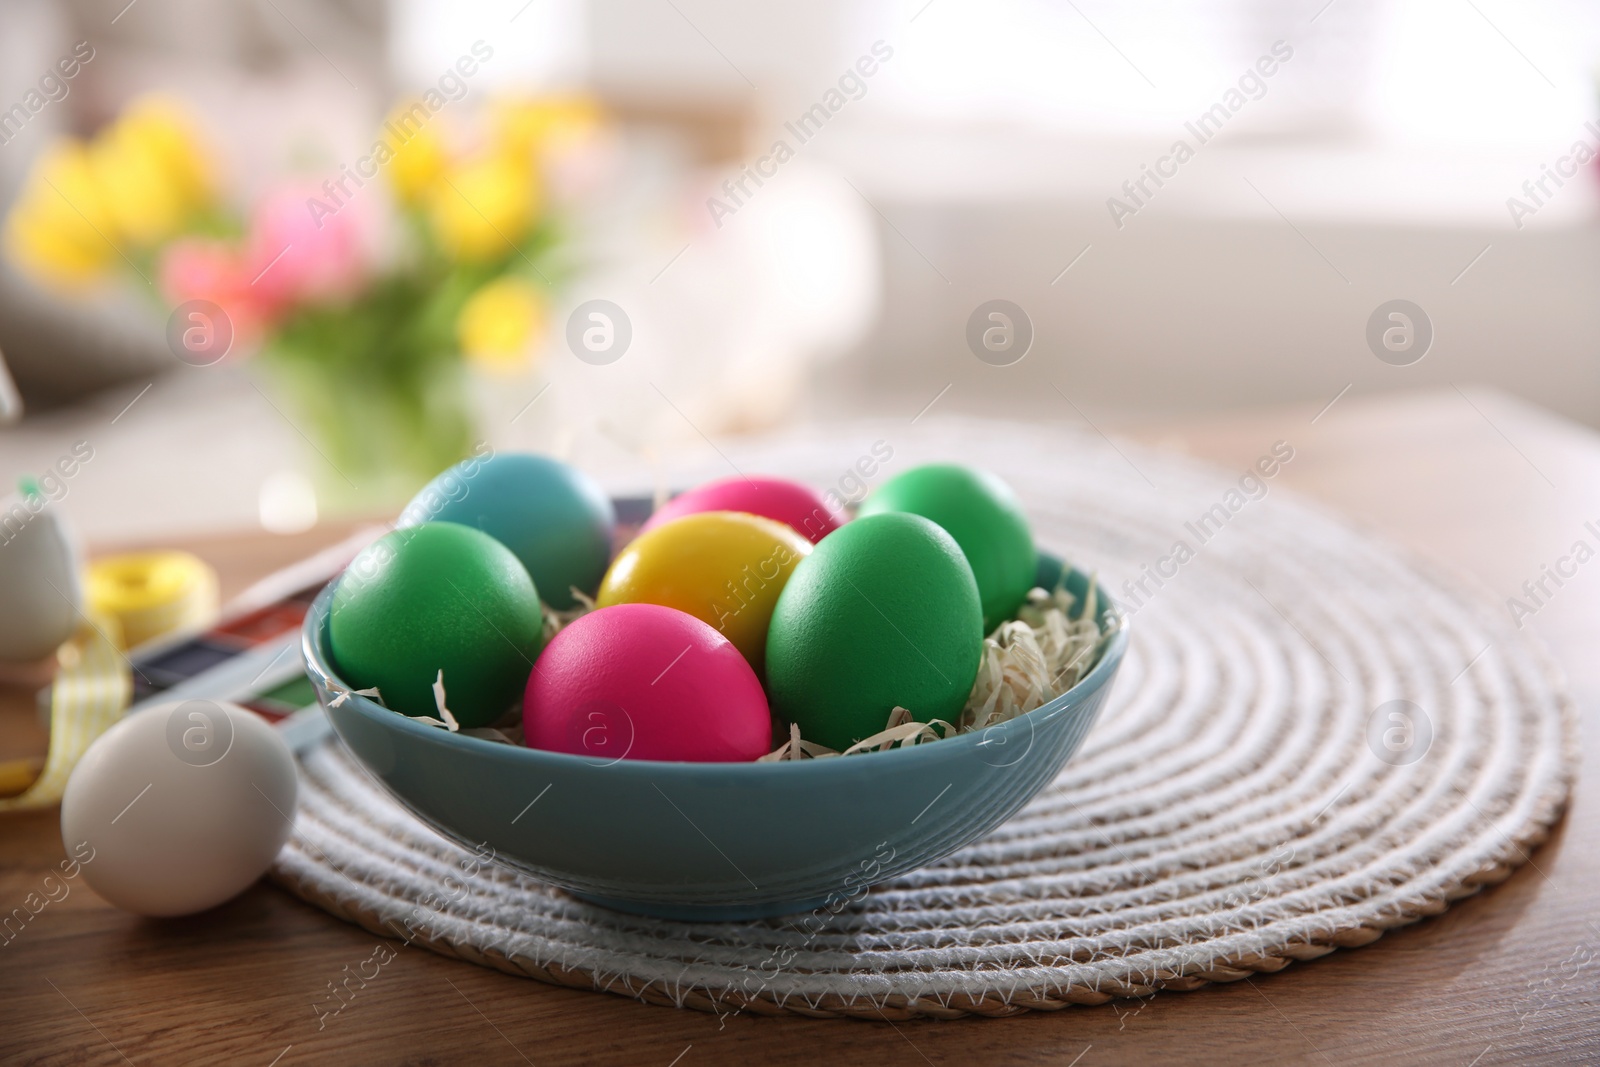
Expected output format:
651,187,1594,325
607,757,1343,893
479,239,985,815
301,565,1127,921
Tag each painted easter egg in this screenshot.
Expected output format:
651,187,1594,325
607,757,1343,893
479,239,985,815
401,451,614,609
330,522,545,727
0,493,81,662
60,699,297,916
765,512,983,752
857,464,1035,633
640,475,844,544
524,603,771,763
597,511,810,670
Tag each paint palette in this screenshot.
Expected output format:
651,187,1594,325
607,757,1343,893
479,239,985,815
128,592,320,716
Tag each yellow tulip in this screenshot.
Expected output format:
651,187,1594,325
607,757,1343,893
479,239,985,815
457,276,546,374
3,140,119,287
90,130,186,247
492,96,603,162
116,97,213,205
427,153,539,261
91,96,214,246
383,101,447,205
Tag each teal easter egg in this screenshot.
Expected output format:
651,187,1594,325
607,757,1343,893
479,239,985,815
764,512,983,752
330,522,545,727
858,464,1035,633
401,452,615,609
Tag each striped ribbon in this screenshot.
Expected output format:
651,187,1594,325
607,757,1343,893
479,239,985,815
0,551,217,810
0,613,131,811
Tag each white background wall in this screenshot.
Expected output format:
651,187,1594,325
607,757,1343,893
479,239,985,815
3,0,1599,543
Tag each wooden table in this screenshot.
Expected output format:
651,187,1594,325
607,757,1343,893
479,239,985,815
3,387,1596,1065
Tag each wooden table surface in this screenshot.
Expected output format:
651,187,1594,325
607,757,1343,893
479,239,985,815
3,387,1596,1066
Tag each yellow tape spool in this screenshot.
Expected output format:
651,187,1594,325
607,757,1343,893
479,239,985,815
87,551,219,651
0,551,218,810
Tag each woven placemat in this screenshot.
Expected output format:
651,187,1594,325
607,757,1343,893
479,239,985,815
270,418,1578,1019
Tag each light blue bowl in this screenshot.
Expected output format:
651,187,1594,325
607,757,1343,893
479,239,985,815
301,566,1127,921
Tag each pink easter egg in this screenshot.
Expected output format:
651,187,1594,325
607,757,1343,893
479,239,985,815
640,475,843,544
523,603,771,763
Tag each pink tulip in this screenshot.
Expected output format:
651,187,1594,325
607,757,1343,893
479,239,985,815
244,184,365,311
159,237,270,347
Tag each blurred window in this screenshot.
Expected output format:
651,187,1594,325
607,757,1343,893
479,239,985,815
857,0,1600,148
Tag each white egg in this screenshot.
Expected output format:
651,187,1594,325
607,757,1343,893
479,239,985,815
0,499,82,662
60,700,298,917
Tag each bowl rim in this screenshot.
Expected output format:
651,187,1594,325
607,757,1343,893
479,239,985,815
303,567,1128,780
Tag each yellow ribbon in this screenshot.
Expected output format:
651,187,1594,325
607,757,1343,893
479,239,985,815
0,551,217,810
0,613,131,811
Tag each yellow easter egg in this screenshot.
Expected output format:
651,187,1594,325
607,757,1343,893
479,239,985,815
597,511,810,670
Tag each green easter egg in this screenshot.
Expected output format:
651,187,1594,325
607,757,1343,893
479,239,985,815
330,522,545,728
858,463,1035,633
765,512,983,752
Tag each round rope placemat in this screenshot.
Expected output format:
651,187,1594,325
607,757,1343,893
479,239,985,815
270,418,1578,1020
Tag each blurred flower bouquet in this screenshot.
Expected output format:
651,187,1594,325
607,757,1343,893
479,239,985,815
5,93,604,510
